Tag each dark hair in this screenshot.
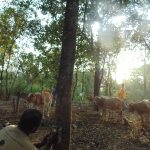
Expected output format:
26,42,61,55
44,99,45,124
18,109,42,134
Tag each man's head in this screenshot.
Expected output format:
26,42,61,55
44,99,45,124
18,109,42,135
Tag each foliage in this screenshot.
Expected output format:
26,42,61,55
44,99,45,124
0,0,150,100
126,64,150,101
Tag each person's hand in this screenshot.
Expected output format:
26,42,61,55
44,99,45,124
34,133,51,148
42,133,51,145
43,132,58,150
48,132,58,145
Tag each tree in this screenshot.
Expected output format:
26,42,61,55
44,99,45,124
54,0,79,149
82,0,125,96
0,6,28,97
127,64,150,100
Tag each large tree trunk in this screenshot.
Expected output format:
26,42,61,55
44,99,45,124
54,0,79,150
94,62,100,96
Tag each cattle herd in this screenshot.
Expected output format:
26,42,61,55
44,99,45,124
90,96,150,128
3,90,150,129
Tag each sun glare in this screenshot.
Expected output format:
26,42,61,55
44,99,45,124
114,50,144,84
92,22,100,39
111,15,126,27
147,10,150,20
91,19,145,85
0,0,4,3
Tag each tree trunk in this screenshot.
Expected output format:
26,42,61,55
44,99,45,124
105,80,109,96
0,51,6,99
54,0,79,150
109,79,112,96
5,54,11,100
143,49,146,97
72,66,78,101
80,66,85,104
94,63,100,96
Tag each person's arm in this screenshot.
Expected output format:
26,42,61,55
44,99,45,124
34,132,58,149
34,142,45,148
44,132,58,150
34,134,50,148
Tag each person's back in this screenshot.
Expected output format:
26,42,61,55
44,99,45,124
0,125,36,150
0,109,58,150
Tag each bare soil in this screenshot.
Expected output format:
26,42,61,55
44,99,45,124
0,100,150,150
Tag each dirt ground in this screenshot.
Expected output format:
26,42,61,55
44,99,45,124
0,100,150,150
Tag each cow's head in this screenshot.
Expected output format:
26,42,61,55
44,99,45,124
128,103,134,112
27,93,35,102
87,95,94,102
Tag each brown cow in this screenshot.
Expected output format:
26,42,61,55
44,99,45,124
128,99,150,127
41,90,53,117
27,91,52,118
93,96,125,122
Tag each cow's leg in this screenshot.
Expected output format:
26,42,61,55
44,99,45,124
29,103,33,108
118,110,123,123
47,104,50,117
47,101,52,117
140,115,144,127
144,114,149,128
143,114,148,128
148,113,150,128
47,106,50,117
108,110,114,121
147,113,149,125
42,105,45,119
102,109,106,121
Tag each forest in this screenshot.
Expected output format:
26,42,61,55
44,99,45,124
0,0,150,150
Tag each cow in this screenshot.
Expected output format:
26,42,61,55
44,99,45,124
41,90,53,117
128,99,150,127
92,96,125,122
26,91,52,118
